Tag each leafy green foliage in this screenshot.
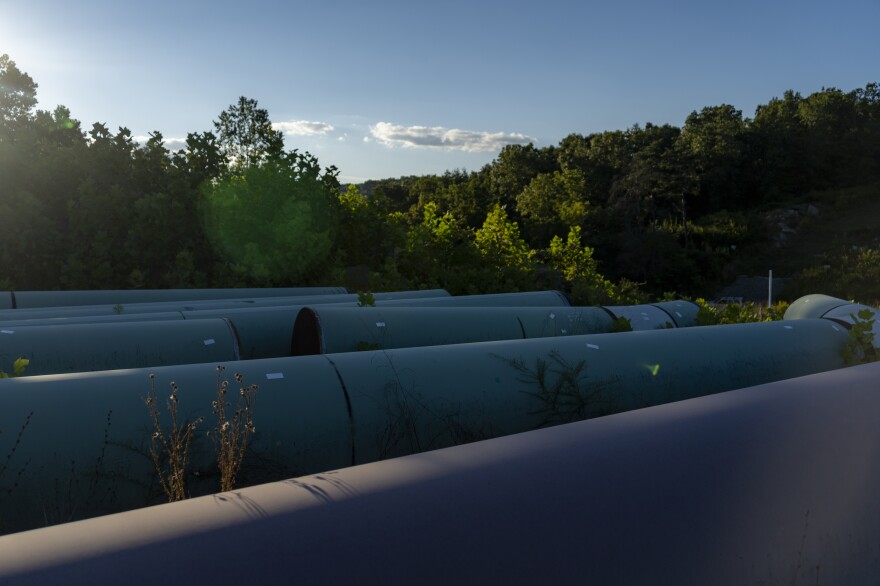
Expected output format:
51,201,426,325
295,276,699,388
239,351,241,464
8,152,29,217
2,53,880,298
202,155,339,284
357,291,376,307
0,358,29,379
213,97,283,170
842,308,878,366
694,298,789,325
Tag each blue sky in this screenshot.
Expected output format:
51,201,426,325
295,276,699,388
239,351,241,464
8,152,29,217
2,0,878,182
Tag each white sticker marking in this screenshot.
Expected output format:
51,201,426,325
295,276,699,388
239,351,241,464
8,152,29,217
203,338,216,345
0,330,14,334
643,317,651,321
266,373,284,380
784,325,793,330
587,343,600,350
549,313,555,319
831,325,841,331
560,329,567,334
376,322,386,328
675,311,682,318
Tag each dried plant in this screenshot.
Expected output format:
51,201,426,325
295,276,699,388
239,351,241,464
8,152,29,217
145,374,203,502
211,366,257,493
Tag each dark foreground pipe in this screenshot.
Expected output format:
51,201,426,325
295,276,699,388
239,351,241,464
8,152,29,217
0,319,848,533
4,286,348,309
2,361,879,584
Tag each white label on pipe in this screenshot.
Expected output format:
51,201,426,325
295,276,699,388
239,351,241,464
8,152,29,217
203,339,216,345
643,317,651,321
675,311,683,318
549,313,555,319
0,330,14,334
266,373,284,380
831,325,841,331
376,322,386,328
560,329,567,334
784,325,793,330
587,343,600,350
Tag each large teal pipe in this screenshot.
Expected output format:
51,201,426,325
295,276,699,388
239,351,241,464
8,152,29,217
785,294,879,348
182,306,303,359
0,356,351,534
0,319,240,376
0,289,449,321
0,318,848,533
4,287,348,309
784,293,853,319
3,361,878,584
332,319,849,463
0,293,11,310
0,311,187,328
291,306,615,355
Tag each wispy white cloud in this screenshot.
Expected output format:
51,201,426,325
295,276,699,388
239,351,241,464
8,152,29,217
133,136,187,151
272,120,335,136
370,122,535,152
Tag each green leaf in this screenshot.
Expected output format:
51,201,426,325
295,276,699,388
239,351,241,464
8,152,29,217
12,357,29,377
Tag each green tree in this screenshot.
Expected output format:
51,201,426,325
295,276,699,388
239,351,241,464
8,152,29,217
548,226,617,305
677,104,748,212
474,204,536,290
213,96,284,171
0,54,37,138
516,168,590,245
202,154,339,284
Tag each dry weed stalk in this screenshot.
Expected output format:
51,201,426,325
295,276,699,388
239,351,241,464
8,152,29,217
145,374,203,502
211,366,257,493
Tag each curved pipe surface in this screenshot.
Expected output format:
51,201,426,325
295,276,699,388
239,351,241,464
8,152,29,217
0,319,850,532
2,361,879,584
784,293,853,320
291,306,617,355
0,319,240,376
0,289,450,321
5,287,348,309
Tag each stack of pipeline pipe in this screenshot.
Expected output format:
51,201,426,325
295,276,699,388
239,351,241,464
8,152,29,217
2,360,880,583
0,288,697,374
0,290,876,540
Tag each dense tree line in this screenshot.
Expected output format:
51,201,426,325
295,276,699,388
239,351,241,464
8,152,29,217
2,53,879,300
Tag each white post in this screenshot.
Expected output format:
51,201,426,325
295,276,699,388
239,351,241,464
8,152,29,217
768,269,773,307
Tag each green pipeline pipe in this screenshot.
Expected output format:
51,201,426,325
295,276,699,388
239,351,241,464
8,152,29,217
0,311,187,328
650,300,701,327
3,287,348,309
785,294,879,348
182,306,303,359
4,362,880,584
0,318,848,533
0,319,240,376
784,293,853,320
0,289,450,321
0,356,351,534
332,318,849,464
371,290,571,307
291,306,616,355
599,300,700,330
